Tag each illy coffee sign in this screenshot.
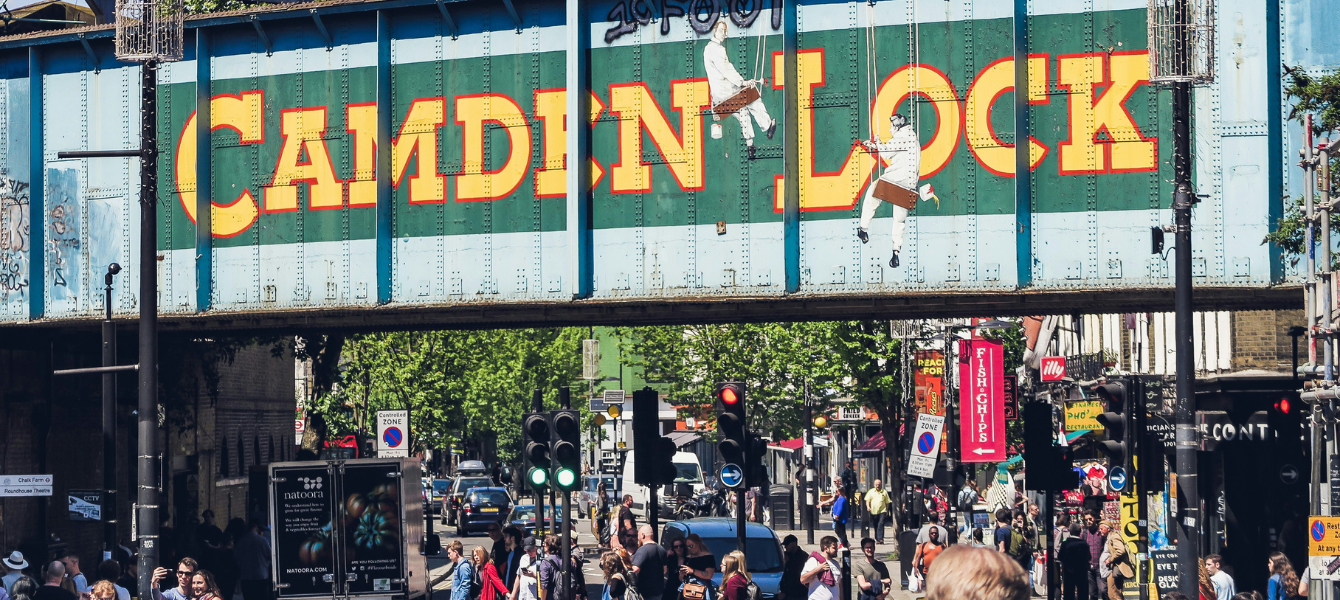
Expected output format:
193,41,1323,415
1040,357,1067,381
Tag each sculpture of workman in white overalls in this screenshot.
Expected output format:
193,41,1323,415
857,113,934,268
704,20,776,159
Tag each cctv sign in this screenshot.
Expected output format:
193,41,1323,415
1040,356,1067,381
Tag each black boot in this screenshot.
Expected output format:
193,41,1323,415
747,145,756,160
765,119,777,140
889,251,899,268
857,228,869,244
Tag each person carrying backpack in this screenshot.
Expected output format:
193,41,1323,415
448,542,476,600
720,551,758,600
539,536,585,600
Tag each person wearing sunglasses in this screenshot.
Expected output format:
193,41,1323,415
150,558,199,600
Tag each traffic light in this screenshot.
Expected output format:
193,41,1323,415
633,387,678,485
715,381,747,468
1093,379,1133,474
745,432,768,487
523,412,552,489
1023,401,1075,491
549,409,581,491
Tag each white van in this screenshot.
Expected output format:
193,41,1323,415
619,451,707,516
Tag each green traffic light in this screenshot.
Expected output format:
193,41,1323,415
555,468,577,488
528,467,548,486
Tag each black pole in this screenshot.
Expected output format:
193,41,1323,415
533,390,545,538
136,59,161,600
649,479,659,538
103,264,120,561
1171,0,1200,591
560,388,572,600
1045,489,1056,600
736,481,746,558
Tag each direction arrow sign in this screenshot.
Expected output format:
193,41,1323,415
719,463,744,488
959,339,1005,462
1109,467,1128,492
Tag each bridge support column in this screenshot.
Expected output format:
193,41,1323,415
195,29,212,311
566,0,591,299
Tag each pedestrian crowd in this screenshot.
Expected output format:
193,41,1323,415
0,511,272,600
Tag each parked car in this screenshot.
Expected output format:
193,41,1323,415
577,475,620,517
659,518,783,599
507,503,575,537
445,475,495,525
456,486,513,536
430,479,451,514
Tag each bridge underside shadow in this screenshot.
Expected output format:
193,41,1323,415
2,285,1299,336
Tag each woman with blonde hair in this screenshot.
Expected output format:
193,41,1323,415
720,552,750,600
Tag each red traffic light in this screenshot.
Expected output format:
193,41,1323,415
719,387,740,405
1275,397,1292,414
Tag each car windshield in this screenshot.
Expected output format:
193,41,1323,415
433,480,451,494
470,490,511,505
512,506,537,521
698,537,783,572
455,477,492,493
674,463,702,483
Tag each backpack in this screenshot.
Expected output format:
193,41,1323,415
620,573,645,600
459,560,482,600
1007,530,1031,561
745,581,762,600
545,554,584,600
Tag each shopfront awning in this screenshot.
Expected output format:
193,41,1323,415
852,431,886,455
666,430,702,448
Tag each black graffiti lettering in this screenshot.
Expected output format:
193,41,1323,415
604,0,655,43
53,267,66,287
727,0,758,28
686,0,719,34
659,0,686,35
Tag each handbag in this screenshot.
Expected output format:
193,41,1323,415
681,582,709,600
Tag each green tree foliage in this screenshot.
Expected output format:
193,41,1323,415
307,329,583,462
1266,67,1340,266
612,323,840,440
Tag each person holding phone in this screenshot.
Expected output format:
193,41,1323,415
511,538,540,600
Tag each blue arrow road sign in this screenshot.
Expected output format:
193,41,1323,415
720,463,744,488
1109,467,1127,492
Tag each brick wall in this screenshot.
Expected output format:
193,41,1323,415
1232,309,1305,372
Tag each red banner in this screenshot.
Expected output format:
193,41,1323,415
958,339,1006,462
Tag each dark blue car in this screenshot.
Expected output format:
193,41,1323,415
659,518,784,600
456,486,513,536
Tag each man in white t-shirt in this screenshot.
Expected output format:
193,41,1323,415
512,537,540,600
800,537,842,600
1205,554,1235,600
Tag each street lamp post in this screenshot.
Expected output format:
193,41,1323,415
102,263,121,560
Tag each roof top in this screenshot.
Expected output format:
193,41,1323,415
665,517,778,537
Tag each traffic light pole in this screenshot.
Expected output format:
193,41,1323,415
561,389,573,600
804,390,815,544
1171,0,1200,591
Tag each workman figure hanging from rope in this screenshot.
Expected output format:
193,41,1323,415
857,113,936,268
704,20,776,160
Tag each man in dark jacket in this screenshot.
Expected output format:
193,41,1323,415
1058,523,1091,600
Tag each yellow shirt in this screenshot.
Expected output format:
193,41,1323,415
865,488,891,515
